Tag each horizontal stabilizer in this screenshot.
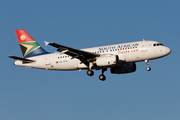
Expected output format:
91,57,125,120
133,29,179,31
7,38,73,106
8,56,35,63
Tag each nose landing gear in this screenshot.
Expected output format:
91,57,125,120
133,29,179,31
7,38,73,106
146,67,151,71
145,60,151,71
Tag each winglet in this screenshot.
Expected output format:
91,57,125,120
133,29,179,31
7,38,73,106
44,41,49,46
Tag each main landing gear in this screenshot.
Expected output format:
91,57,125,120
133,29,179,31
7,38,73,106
99,68,107,81
145,60,151,71
87,62,107,81
87,62,94,76
87,70,94,76
87,68,107,81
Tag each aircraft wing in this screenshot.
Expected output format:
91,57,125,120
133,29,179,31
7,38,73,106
45,41,100,62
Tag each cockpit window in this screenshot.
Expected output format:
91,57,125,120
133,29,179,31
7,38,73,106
159,43,164,46
153,43,164,46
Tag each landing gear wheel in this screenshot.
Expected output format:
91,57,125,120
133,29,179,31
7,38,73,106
146,67,151,71
99,74,106,81
145,60,151,71
98,68,107,81
87,70,94,76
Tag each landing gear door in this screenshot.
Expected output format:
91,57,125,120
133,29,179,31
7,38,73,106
45,55,50,65
141,41,147,52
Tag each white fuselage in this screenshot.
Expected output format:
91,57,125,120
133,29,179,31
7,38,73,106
14,41,171,70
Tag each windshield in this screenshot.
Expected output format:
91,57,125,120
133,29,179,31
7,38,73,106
153,43,164,46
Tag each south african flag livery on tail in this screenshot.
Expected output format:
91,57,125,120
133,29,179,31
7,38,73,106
15,29,48,58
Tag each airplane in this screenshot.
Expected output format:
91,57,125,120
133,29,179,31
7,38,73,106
9,29,171,81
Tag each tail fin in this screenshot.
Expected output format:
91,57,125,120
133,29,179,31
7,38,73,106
15,29,48,58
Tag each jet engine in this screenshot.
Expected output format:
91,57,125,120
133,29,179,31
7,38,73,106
96,55,118,66
110,62,136,74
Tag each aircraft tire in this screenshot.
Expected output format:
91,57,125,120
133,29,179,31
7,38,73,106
99,74,106,81
146,67,151,71
87,70,94,76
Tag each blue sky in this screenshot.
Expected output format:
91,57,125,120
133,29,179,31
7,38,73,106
1,0,180,120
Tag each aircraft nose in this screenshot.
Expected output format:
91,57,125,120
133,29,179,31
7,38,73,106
165,47,171,55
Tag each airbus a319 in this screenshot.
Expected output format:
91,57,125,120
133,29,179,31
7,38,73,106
9,29,171,81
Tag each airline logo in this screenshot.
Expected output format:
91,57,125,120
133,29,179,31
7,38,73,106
20,35,26,40
99,43,139,51
15,29,46,57
20,42,40,57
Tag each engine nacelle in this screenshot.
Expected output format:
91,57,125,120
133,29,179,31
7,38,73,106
96,55,118,66
110,62,136,74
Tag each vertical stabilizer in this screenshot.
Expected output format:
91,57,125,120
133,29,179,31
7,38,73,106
15,29,48,58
